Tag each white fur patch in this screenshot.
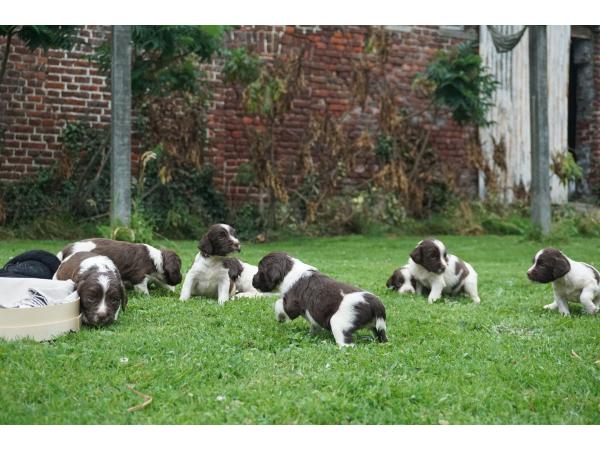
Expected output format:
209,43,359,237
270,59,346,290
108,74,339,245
221,223,240,245
433,239,448,270
78,255,117,275
96,274,110,314
397,266,416,294
143,244,164,273
71,241,97,255
330,292,369,347
274,298,289,321
280,258,317,294
305,310,320,330
527,249,544,275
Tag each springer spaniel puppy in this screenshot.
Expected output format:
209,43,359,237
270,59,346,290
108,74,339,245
527,248,600,316
408,239,480,304
54,251,127,326
179,224,261,304
386,264,421,294
58,238,182,294
252,252,388,347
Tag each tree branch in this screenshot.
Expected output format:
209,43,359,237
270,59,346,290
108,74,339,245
0,27,17,87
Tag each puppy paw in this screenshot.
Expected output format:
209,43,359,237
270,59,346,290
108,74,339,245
338,343,355,348
543,302,558,310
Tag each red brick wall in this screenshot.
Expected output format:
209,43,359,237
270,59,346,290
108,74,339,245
204,25,480,203
0,26,111,180
587,29,600,192
0,25,480,203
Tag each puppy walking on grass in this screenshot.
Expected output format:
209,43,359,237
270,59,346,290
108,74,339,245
252,252,388,347
527,248,600,316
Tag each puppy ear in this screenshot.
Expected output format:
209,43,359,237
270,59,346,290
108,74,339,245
162,250,182,285
410,245,423,265
553,255,571,279
199,235,212,256
266,265,282,288
386,275,394,288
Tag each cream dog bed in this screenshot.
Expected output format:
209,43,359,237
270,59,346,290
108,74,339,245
0,278,81,341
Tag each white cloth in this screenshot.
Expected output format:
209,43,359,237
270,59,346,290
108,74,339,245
0,278,79,308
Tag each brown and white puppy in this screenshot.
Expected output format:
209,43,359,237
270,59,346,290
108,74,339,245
253,252,388,347
179,224,262,304
527,248,600,316
408,239,480,304
54,251,127,326
58,238,181,294
386,264,421,294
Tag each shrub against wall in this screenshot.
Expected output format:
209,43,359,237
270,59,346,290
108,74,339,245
224,28,499,237
0,121,227,239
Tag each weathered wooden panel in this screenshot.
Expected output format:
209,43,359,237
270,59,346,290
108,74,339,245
479,25,570,204
548,26,571,203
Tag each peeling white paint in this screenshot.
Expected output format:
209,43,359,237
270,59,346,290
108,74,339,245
479,25,570,204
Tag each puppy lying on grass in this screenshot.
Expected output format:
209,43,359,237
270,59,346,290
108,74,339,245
54,251,127,326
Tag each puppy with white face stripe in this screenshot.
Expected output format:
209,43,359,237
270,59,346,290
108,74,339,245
527,248,600,316
179,224,264,304
54,252,127,326
252,252,388,347
407,239,480,304
386,264,421,294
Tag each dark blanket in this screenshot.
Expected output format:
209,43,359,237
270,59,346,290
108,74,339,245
0,250,61,279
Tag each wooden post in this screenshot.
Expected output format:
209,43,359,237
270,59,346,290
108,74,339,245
529,25,551,235
110,25,132,228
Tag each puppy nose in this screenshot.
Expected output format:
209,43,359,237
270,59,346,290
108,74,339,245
277,313,287,322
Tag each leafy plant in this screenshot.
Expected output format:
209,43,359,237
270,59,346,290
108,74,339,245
224,47,307,229
232,203,264,240
551,151,583,186
221,47,261,86
137,155,228,238
416,41,499,127
93,26,226,99
0,25,79,85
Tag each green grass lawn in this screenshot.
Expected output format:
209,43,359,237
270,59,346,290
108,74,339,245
1,235,600,424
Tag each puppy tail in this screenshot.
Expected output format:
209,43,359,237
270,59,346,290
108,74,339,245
364,293,388,343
